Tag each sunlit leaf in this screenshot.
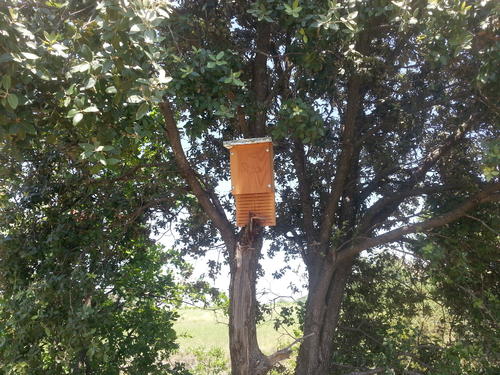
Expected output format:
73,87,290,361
73,112,83,125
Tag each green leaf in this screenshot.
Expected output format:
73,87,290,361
71,62,91,73
46,1,66,8
106,158,120,165
127,95,143,104
7,93,18,109
80,44,93,60
73,112,83,125
136,102,149,120
2,75,11,90
105,86,117,94
130,24,144,33
21,52,40,60
22,123,37,135
67,109,79,118
232,78,245,87
79,142,94,151
144,30,155,44
0,53,13,63
83,106,99,113
102,60,113,73
85,77,96,89
66,84,76,95
216,51,224,60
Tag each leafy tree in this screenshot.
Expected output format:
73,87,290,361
413,202,500,374
1,1,499,375
0,146,192,374
158,1,499,374
329,201,499,375
330,254,430,374
0,1,189,373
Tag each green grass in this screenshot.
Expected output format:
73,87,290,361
174,308,229,352
174,306,297,356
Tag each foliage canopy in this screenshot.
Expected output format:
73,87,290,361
0,0,498,374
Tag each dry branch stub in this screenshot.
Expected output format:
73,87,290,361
224,137,276,227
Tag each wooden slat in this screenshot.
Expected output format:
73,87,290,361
235,192,276,227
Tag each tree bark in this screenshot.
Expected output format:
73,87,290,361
228,222,294,375
228,225,267,375
296,257,354,375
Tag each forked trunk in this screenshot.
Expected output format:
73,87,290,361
295,259,353,375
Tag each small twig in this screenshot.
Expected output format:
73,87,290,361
464,214,499,234
167,24,182,55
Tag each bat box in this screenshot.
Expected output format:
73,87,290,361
224,137,276,227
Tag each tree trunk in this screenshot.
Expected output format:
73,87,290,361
295,258,354,375
228,226,269,375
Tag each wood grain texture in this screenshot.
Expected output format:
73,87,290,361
230,142,274,195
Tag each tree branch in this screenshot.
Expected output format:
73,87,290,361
228,90,250,137
159,100,235,246
357,184,463,235
292,140,315,247
464,214,499,234
251,22,271,137
265,333,315,369
319,31,369,248
411,115,474,183
339,184,500,260
357,115,477,234
359,166,400,201
123,197,173,227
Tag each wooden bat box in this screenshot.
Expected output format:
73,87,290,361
224,137,276,227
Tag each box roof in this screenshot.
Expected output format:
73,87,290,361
223,137,272,149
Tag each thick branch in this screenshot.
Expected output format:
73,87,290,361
319,32,369,247
339,184,500,260
318,77,361,246
359,166,400,201
251,22,271,137
357,116,476,234
292,140,315,246
124,197,174,226
228,90,250,137
357,184,462,235
159,100,235,245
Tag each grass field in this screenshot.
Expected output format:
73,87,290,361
172,306,298,372
174,306,297,355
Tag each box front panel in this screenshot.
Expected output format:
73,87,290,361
230,142,274,195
